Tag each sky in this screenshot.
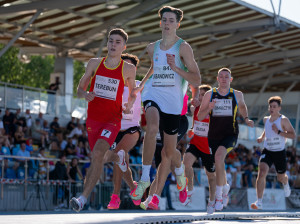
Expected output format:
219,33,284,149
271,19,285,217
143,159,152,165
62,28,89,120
241,0,300,25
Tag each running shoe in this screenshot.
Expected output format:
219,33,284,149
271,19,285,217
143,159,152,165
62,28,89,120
116,150,127,172
215,198,223,211
148,195,160,210
250,201,262,210
130,181,140,206
284,183,291,197
176,164,187,192
140,197,152,210
70,197,85,212
130,180,150,205
207,200,215,214
107,194,121,209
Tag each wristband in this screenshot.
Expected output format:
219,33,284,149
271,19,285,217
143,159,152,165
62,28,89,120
277,130,281,135
244,117,249,120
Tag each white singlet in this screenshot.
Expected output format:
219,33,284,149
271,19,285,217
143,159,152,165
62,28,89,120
141,39,188,115
121,80,141,130
263,115,286,151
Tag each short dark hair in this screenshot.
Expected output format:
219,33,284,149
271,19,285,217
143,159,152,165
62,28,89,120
199,84,212,93
218,67,231,75
268,96,282,106
108,28,128,43
158,6,183,22
121,53,139,67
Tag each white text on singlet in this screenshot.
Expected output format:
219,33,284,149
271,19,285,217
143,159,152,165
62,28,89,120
94,75,120,100
193,120,209,137
122,102,134,120
212,99,232,116
152,65,175,87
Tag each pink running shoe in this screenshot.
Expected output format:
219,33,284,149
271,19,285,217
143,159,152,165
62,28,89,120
130,181,140,206
148,195,160,210
107,194,121,209
179,186,187,204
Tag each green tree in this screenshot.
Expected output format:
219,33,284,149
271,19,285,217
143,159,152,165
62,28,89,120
73,60,85,94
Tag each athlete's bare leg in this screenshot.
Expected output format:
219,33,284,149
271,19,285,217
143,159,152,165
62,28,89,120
82,139,110,198
256,162,269,199
206,170,216,201
214,146,227,187
183,152,197,191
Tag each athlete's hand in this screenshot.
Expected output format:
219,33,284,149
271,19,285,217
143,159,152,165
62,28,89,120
257,136,263,143
191,98,200,107
123,102,132,114
85,92,96,102
245,118,254,128
208,100,216,110
271,123,279,133
166,53,177,72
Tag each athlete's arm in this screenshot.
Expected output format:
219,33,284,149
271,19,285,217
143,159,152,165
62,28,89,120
197,90,213,121
77,58,100,102
123,62,137,114
168,42,201,86
190,84,200,107
132,43,154,95
235,90,254,128
257,117,267,143
275,116,296,139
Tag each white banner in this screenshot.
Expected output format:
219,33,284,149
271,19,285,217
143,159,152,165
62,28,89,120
247,188,286,210
170,185,206,210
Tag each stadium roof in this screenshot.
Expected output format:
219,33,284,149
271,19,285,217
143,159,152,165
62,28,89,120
0,0,300,93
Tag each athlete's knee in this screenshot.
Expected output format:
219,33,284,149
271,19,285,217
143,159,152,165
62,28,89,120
206,172,216,182
257,168,268,179
145,124,159,137
277,173,287,182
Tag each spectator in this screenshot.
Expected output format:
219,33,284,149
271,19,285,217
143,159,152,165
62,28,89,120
66,117,76,134
31,119,48,147
64,137,77,158
76,140,89,160
14,125,26,145
3,109,15,136
37,112,44,124
37,148,47,180
16,142,30,170
50,117,61,135
68,124,83,139
67,158,83,198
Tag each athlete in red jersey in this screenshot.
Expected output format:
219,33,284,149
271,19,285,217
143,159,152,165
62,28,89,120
180,84,217,214
70,28,136,212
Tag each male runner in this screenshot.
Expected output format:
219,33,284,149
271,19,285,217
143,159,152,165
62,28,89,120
70,28,136,212
251,96,295,210
198,68,254,211
131,6,201,207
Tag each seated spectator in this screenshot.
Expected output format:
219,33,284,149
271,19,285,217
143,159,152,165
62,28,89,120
50,117,61,135
66,117,76,134
64,137,77,158
16,141,30,168
37,148,47,180
31,119,49,147
67,158,83,198
68,124,83,139
3,109,15,137
25,138,34,153
14,125,26,145
76,140,89,160
24,109,32,135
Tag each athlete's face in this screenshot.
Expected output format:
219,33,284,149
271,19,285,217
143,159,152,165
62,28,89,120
268,101,281,115
107,34,126,56
199,89,206,104
160,12,179,33
217,71,232,88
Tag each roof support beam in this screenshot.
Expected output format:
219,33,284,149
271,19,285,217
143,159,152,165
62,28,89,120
196,29,263,58
0,10,42,58
232,59,300,85
294,103,300,147
70,0,170,48
199,49,300,69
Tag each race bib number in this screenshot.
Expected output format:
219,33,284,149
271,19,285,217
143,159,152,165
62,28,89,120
122,102,134,120
101,129,112,138
152,65,175,87
266,137,281,150
212,99,232,116
193,121,209,137
93,75,120,100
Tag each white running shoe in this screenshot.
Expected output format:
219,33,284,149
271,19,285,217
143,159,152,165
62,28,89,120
215,198,223,211
284,183,291,197
222,183,230,207
207,201,215,214
70,197,85,212
250,201,262,210
116,150,127,172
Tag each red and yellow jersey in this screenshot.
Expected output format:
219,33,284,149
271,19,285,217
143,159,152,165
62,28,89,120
190,106,211,154
87,57,125,124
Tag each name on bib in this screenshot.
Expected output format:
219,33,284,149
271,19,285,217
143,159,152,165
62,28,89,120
266,137,281,150
193,121,209,137
212,99,232,116
152,65,175,87
94,75,120,100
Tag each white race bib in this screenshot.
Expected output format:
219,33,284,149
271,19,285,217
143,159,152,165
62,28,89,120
194,121,209,137
266,137,281,150
93,75,120,100
212,99,232,116
122,102,134,120
152,65,175,87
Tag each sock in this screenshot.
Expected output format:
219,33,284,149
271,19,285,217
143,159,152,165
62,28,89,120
141,165,151,182
187,189,194,196
117,150,124,163
284,183,290,188
257,198,262,204
78,195,87,205
209,199,215,204
175,163,184,176
146,195,153,203
216,185,223,199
